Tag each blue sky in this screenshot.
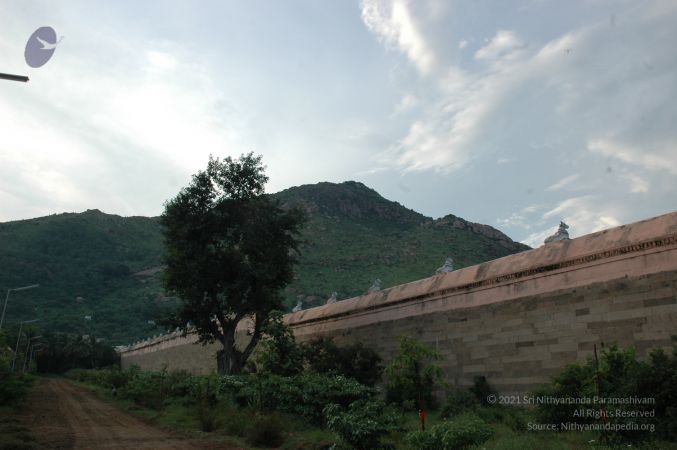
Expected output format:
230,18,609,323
1,0,675,247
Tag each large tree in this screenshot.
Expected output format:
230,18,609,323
161,153,304,374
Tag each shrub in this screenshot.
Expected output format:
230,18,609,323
0,336,33,406
165,370,193,397
634,342,677,440
220,372,375,424
245,414,285,448
470,376,496,405
257,311,304,376
474,406,526,432
302,337,383,386
119,369,169,409
440,387,477,418
222,408,249,437
191,374,220,431
384,336,444,409
534,341,677,443
404,413,493,450
324,399,403,450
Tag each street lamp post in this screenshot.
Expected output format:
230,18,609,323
28,343,45,373
1,284,39,331
11,319,39,372
22,335,42,373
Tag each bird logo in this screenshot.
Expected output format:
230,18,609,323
36,35,64,51
25,26,63,68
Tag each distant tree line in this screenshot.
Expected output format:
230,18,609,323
35,332,119,373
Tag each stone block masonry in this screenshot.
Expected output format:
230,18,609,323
120,211,677,395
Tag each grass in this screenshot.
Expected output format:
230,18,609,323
63,379,677,450
71,379,337,449
0,406,37,450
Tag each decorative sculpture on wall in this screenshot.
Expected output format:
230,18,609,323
292,299,303,312
368,279,381,292
326,292,338,304
544,221,570,244
436,257,454,274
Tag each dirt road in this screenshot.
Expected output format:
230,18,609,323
25,379,238,450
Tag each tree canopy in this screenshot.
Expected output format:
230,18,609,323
161,153,304,374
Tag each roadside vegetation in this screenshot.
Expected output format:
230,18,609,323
65,326,677,449
0,331,35,450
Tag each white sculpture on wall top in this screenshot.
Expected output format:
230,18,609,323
544,221,570,244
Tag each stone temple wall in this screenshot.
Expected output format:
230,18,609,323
120,211,677,395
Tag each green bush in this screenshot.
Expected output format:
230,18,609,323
245,414,285,448
634,343,677,440
0,333,33,405
119,369,170,409
165,369,193,397
404,413,493,450
534,341,677,443
220,372,375,424
440,387,477,418
190,374,220,431
222,408,250,437
257,311,304,376
384,336,444,410
324,399,403,450
302,336,383,387
474,406,526,432
470,376,496,406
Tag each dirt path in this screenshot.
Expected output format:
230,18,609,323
27,379,239,450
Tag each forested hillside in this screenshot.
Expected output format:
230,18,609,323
0,182,529,344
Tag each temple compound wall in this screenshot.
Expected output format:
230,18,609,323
120,212,677,395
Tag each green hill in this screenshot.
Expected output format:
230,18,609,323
0,182,529,344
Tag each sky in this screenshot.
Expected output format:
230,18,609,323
1,0,675,247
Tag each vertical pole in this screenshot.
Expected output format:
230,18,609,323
11,322,23,372
0,289,10,331
22,337,31,373
28,345,34,372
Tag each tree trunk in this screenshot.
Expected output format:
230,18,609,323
217,348,244,375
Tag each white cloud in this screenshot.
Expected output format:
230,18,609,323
546,174,580,191
588,138,677,175
458,39,468,49
145,50,178,72
392,93,419,115
360,0,436,74
474,30,524,61
521,196,622,247
623,173,649,194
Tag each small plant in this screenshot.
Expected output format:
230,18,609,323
404,413,493,450
384,336,444,409
222,408,249,437
257,311,304,376
302,336,384,386
534,340,677,443
470,376,495,406
245,414,285,448
440,386,477,418
191,374,221,431
324,399,403,450
219,372,375,424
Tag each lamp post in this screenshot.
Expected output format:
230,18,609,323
12,319,39,372
29,343,45,373
1,284,39,331
22,335,42,373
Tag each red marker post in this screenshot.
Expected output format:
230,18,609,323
418,408,427,432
